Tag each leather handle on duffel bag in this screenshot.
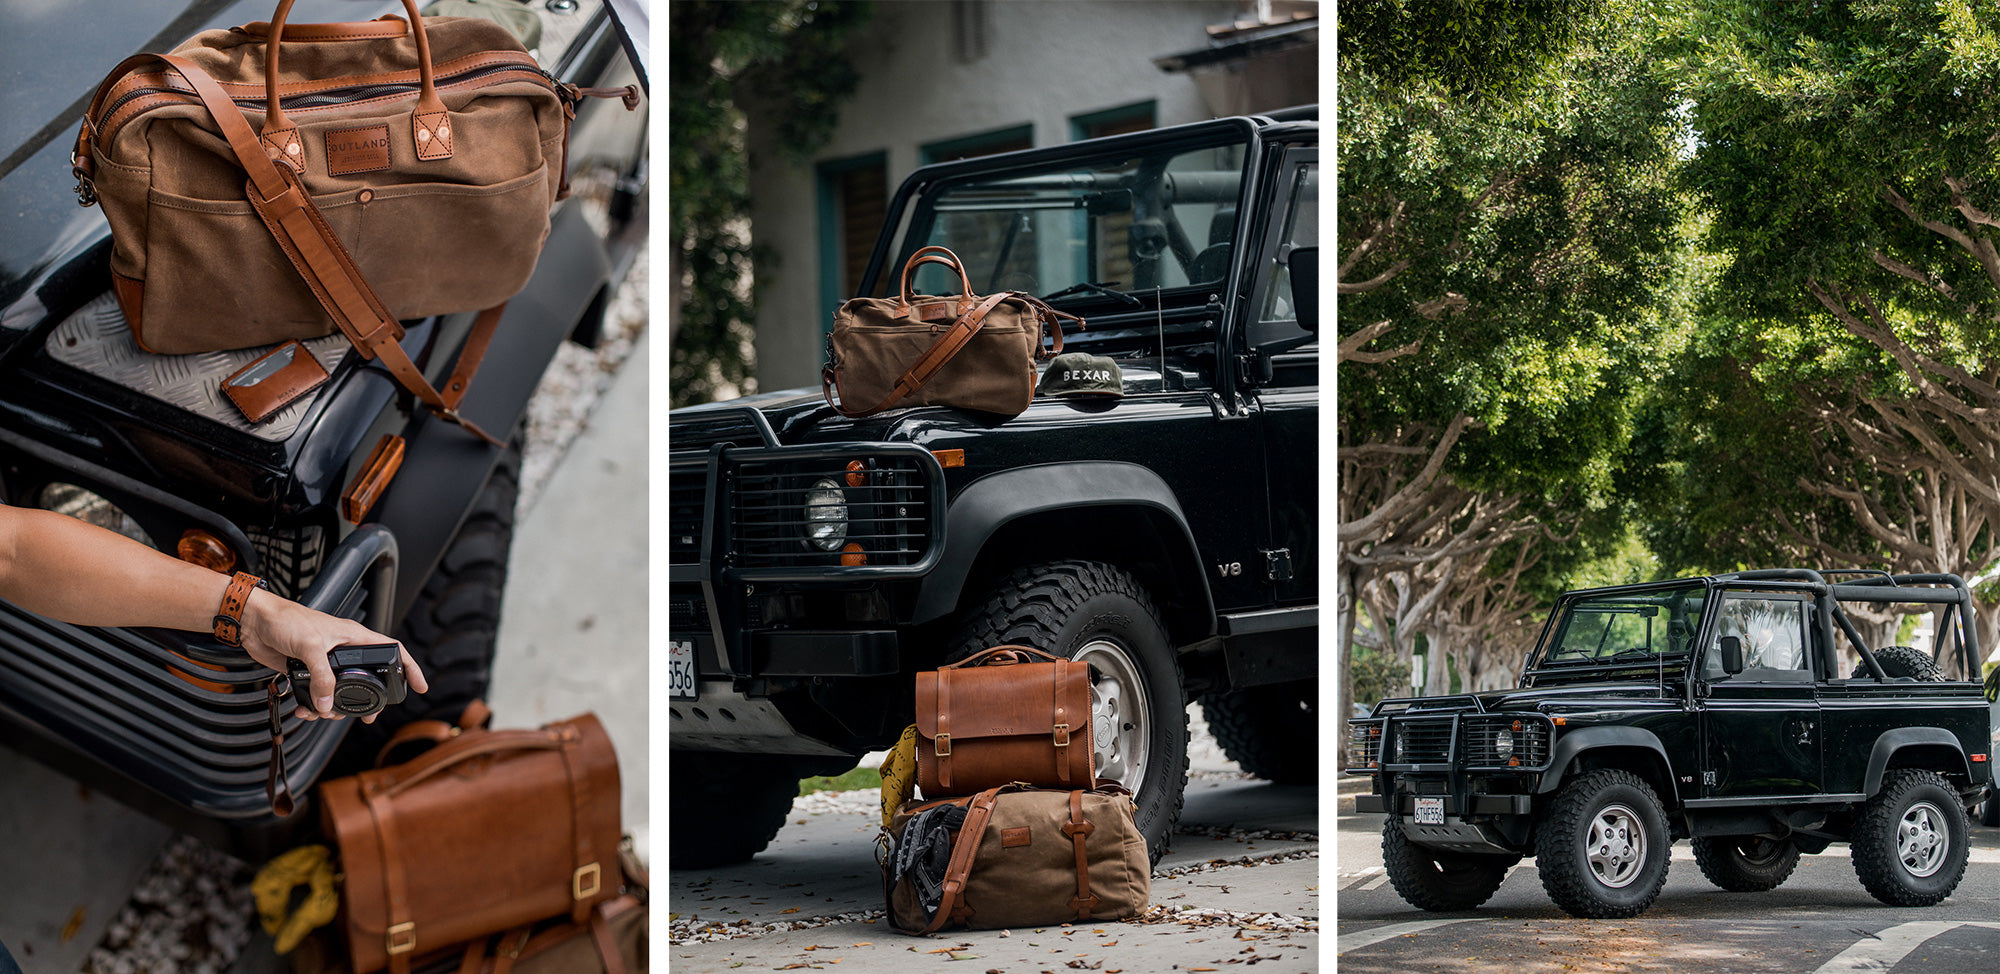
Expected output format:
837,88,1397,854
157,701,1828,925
897,246,975,319
943,644,1064,670
259,0,451,166
821,290,1014,418
132,52,504,446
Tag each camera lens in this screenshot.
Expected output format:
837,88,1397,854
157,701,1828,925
330,667,389,716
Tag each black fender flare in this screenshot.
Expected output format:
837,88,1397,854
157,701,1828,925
1536,726,1678,801
909,461,1215,632
1862,727,1969,795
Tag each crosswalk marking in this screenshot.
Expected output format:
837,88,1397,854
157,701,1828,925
1811,921,2000,973
1359,873,1390,891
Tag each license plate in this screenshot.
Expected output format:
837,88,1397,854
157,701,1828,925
669,640,698,700
1414,796,1445,825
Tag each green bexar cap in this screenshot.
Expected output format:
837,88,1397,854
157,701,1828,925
1039,353,1124,398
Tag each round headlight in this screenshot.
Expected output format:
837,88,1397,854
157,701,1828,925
41,483,155,548
803,478,848,551
1494,728,1515,759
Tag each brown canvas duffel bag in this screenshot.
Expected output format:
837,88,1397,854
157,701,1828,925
318,707,624,974
72,0,634,442
916,646,1094,798
883,783,1150,933
821,246,1081,418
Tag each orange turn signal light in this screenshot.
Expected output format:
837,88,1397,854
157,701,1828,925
932,449,965,468
177,530,237,572
845,460,868,488
1552,717,1566,726
841,543,867,566
343,434,406,523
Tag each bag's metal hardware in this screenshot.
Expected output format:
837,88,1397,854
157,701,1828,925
573,861,602,900
935,733,952,757
1053,723,1071,747
386,922,416,955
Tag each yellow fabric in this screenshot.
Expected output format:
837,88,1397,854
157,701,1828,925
251,844,340,954
880,724,920,827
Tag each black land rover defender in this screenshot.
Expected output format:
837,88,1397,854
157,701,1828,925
0,0,646,853
669,110,1319,868
1348,570,1992,919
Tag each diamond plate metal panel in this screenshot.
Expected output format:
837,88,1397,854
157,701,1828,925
45,292,351,442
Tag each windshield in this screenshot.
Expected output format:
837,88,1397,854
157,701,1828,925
1536,584,1708,668
884,139,1248,308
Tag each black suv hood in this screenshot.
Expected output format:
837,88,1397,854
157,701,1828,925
1470,683,1674,713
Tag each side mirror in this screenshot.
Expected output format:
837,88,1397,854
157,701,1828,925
1719,635,1745,675
1288,246,1318,332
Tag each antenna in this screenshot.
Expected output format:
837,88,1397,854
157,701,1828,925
1156,284,1166,391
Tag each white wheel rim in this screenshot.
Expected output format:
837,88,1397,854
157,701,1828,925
1899,801,1948,878
1075,638,1150,792
1587,802,1646,889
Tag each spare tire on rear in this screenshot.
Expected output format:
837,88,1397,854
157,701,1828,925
1852,645,1945,681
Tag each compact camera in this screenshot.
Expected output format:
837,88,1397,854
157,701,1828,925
285,643,408,717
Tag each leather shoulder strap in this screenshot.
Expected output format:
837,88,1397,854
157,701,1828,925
923,786,1001,934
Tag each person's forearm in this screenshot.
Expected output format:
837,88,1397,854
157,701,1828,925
0,507,230,631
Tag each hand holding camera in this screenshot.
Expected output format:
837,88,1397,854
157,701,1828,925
284,643,409,718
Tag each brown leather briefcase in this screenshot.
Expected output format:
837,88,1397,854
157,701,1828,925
883,783,1150,933
916,646,1094,798
822,246,1080,418
73,0,634,442
318,708,624,974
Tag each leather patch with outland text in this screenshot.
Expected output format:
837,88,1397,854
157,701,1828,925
325,124,392,176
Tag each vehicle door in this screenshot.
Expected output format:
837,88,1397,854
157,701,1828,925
1239,139,1317,606
1698,591,1824,798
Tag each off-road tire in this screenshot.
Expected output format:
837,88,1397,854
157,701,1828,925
951,560,1187,869
1200,679,1316,784
1851,769,1969,906
1381,816,1518,911
1852,645,1945,681
1534,769,1672,918
327,436,520,774
669,752,800,869
1691,836,1801,892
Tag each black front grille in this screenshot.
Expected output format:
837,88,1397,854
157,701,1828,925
1393,717,1455,764
731,455,933,570
1348,721,1383,770
1464,718,1552,767
669,461,708,566
246,524,326,599
0,606,343,819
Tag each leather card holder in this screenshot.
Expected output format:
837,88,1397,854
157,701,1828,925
223,341,329,423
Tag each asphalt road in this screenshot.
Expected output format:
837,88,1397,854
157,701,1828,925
668,711,1321,974
1334,782,2000,973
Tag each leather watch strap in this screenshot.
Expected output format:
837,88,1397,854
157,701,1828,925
214,571,261,647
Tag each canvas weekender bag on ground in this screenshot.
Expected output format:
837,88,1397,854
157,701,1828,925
317,705,625,974
72,0,634,443
821,246,1082,418
882,783,1150,933
916,645,1094,798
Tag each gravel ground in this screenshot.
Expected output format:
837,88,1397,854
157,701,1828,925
74,252,649,973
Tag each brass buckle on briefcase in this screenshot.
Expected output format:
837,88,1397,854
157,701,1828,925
386,921,416,956
574,861,602,899
1053,723,1071,747
935,733,952,757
